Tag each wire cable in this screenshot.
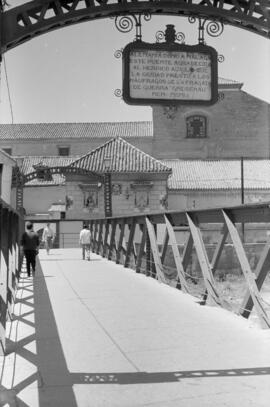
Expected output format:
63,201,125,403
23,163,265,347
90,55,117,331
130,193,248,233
2,55,14,124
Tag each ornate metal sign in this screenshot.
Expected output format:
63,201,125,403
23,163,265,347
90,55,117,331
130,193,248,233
122,25,218,106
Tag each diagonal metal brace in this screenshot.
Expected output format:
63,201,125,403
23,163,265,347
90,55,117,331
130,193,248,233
145,217,166,284
241,238,270,319
186,213,224,307
164,215,189,293
222,210,270,328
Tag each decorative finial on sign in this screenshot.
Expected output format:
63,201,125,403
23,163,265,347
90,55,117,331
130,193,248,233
156,25,185,44
165,25,176,44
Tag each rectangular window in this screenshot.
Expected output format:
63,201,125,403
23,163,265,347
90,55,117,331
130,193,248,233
2,148,12,155
58,146,70,156
186,115,207,138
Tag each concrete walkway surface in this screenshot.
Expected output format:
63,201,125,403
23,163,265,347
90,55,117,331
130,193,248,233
0,248,270,407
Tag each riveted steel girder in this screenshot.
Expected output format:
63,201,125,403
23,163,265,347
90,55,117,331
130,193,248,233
0,0,269,54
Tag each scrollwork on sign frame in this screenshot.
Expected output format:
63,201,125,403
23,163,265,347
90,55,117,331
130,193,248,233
114,48,123,59
188,16,224,44
114,88,123,98
114,13,151,41
155,28,185,44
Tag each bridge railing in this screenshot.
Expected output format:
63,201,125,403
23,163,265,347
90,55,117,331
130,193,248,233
0,198,24,354
89,202,270,329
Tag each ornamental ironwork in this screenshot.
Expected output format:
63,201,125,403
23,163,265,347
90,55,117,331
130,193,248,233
114,13,151,41
13,166,102,186
188,16,224,44
0,0,269,55
156,28,185,44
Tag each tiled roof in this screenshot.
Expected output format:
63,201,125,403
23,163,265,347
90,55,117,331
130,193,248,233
0,121,153,140
218,77,243,89
163,159,270,190
19,156,76,185
70,137,172,174
0,78,243,141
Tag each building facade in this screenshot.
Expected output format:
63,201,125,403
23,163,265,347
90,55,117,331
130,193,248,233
153,79,270,159
0,78,269,227
1,79,269,161
0,150,16,205
11,137,171,220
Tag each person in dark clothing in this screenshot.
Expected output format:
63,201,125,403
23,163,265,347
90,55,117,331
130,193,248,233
21,222,40,277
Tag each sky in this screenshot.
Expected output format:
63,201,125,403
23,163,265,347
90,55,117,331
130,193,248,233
0,1,269,124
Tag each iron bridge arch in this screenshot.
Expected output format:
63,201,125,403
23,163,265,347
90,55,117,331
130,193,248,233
16,166,102,186
13,165,102,210
0,0,269,55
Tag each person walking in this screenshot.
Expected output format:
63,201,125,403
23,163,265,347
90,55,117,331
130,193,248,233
42,223,55,254
79,223,91,260
21,222,40,277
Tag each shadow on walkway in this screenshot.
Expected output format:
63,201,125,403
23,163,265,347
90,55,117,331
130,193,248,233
1,258,78,406
1,256,270,406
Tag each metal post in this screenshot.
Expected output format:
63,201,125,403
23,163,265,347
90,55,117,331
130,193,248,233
145,232,151,276
241,157,244,205
104,172,112,218
241,157,245,241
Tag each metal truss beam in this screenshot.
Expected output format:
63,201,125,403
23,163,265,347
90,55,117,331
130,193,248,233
145,217,167,283
186,212,224,307
90,201,270,328
102,201,270,226
240,237,270,319
222,210,270,328
164,215,189,293
1,0,269,54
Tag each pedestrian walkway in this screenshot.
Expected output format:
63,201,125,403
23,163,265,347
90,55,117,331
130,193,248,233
1,248,270,407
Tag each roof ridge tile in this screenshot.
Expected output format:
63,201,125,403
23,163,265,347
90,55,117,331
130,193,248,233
69,137,171,174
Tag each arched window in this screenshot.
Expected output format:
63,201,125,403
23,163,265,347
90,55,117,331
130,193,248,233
186,115,207,138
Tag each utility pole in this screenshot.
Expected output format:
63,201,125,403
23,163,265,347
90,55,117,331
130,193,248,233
241,157,245,241
241,157,244,205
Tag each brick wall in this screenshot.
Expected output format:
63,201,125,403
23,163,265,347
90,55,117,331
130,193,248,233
0,137,153,158
153,90,270,159
168,190,270,212
20,177,168,219
65,178,168,219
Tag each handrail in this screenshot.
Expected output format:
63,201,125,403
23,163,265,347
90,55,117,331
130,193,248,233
89,202,270,329
0,199,24,354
